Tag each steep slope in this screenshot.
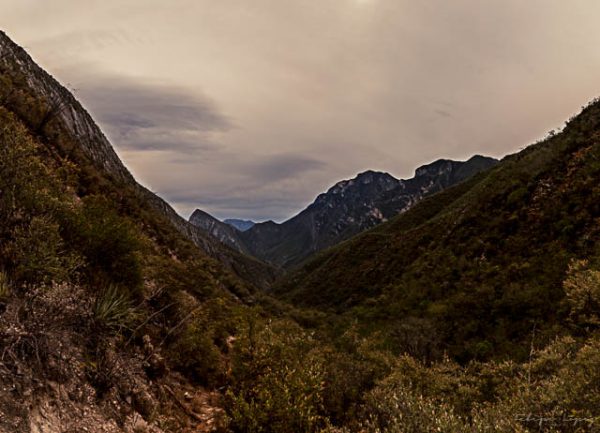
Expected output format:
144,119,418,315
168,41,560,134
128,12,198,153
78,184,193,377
0,31,277,290
189,209,249,254
238,156,497,268
277,98,600,360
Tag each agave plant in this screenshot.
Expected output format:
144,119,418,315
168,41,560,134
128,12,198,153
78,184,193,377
93,285,137,332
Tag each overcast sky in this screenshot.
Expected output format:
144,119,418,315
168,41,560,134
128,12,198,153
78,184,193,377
2,1,600,221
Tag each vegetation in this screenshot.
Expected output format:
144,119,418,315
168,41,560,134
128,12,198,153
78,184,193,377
276,98,600,363
92,284,138,332
0,55,256,425
564,260,600,330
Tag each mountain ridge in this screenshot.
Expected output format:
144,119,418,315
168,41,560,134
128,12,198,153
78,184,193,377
189,209,250,254
274,98,600,360
234,154,497,268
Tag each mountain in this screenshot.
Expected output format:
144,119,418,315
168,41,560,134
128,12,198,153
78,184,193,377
189,209,249,253
224,219,256,232
238,156,497,268
0,31,276,290
275,99,600,361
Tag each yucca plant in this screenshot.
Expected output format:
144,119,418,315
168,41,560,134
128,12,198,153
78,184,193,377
93,285,136,332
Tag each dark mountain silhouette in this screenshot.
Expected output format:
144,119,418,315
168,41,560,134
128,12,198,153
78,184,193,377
235,155,497,268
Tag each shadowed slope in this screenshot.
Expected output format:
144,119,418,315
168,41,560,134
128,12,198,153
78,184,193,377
276,99,600,360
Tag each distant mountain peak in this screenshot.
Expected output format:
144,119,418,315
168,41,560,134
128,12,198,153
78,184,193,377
189,209,249,253
356,169,390,178
238,155,498,268
224,219,256,232
325,170,399,198
414,159,455,177
415,155,498,179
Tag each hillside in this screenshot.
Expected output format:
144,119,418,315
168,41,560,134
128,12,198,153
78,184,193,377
0,31,279,431
276,98,600,361
233,156,496,268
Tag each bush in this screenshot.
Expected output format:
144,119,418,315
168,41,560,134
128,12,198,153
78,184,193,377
225,318,329,433
387,316,441,361
0,108,79,287
168,315,224,387
360,380,470,433
357,358,528,433
65,195,143,289
7,215,79,286
319,327,394,425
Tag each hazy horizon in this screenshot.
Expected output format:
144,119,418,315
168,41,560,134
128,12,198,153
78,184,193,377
2,1,599,221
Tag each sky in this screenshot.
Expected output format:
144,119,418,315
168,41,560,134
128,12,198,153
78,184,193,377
2,1,600,222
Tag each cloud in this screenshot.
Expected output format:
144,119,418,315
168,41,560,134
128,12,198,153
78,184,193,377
9,0,600,221
59,67,330,221
433,109,453,118
157,153,328,221
75,71,232,154
244,154,327,182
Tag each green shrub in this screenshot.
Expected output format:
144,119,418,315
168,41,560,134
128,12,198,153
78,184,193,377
168,315,224,387
93,285,137,332
7,215,80,286
357,358,528,433
317,327,394,425
65,195,143,289
360,380,470,433
0,108,75,285
563,260,600,329
225,318,329,433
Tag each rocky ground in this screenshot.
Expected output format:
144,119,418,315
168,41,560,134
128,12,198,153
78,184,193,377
0,285,225,433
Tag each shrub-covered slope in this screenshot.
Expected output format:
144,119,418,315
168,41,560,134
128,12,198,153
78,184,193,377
277,99,600,361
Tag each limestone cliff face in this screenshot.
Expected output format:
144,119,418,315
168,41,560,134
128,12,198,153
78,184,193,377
0,31,133,183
